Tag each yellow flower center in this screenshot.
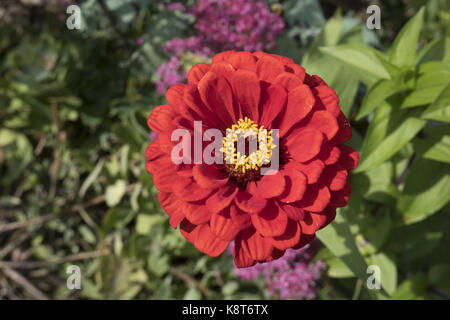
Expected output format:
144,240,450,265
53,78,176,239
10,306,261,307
220,117,275,178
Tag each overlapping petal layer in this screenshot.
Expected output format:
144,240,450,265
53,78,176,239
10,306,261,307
146,51,358,267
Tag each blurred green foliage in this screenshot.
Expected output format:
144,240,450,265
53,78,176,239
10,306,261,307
0,0,449,300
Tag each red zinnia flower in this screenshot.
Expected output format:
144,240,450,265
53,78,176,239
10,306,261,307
146,51,358,268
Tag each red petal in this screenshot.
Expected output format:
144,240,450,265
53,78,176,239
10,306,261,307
256,55,285,83
147,104,176,133
187,63,210,85
183,85,222,128
254,52,293,65
212,50,235,64
235,190,267,214
251,201,288,237
295,159,325,184
166,84,187,105
264,248,286,262
269,218,301,250
210,208,240,241
317,207,337,230
298,184,331,212
170,213,185,230
319,145,341,165
285,128,323,163
331,112,352,144
192,164,229,189
324,167,348,191
306,110,339,141
276,84,315,138
252,170,286,199
146,153,170,173
230,203,251,227
205,184,238,214
286,63,306,82
210,62,236,84
176,163,194,178
198,71,238,125
294,213,321,249
314,84,341,117
299,211,319,235
182,201,212,225
180,218,197,243
192,224,229,257
158,133,177,154
309,212,328,230
338,145,359,170
278,202,305,220
172,177,213,201
293,233,315,249
158,192,184,229
233,231,256,268
228,51,257,72
231,70,260,121
145,140,164,162
236,227,273,261
153,162,177,192
259,84,287,127
330,182,352,207
279,167,307,203
274,72,303,91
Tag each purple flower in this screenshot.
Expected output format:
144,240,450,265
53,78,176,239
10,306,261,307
230,240,326,300
163,36,213,58
165,2,186,12
191,0,284,52
155,56,187,95
155,0,284,96
136,37,145,46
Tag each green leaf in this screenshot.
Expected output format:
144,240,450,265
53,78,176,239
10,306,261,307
317,210,368,281
414,125,450,164
389,7,425,68
184,287,202,300
357,78,403,120
319,44,391,86
391,274,428,300
401,62,450,109
282,0,325,32
135,214,165,235
148,251,169,277
398,158,450,224
363,207,393,250
351,162,398,203
422,82,450,123
428,264,450,296
303,48,359,118
105,179,126,207
222,281,239,296
79,159,104,198
356,105,426,172
331,70,359,117
79,225,97,244
301,12,362,117
418,37,450,64
370,253,397,295
323,11,343,46
327,257,354,278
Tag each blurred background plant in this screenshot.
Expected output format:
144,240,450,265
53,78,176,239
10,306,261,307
0,0,449,300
